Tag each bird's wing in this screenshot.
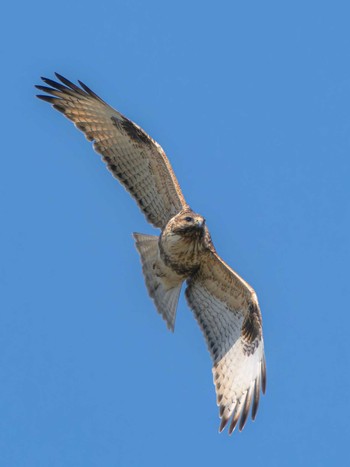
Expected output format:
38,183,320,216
185,249,266,434
36,73,188,229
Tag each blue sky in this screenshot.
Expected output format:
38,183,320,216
1,1,349,465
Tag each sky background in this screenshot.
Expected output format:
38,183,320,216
1,1,350,466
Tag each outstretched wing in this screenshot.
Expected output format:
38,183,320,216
185,250,266,434
36,73,188,229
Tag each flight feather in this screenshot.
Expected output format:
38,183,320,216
36,73,187,229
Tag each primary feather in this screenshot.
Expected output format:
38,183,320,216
36,73,187,229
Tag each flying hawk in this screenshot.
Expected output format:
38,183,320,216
36,74,266,434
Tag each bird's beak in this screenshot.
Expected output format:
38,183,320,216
195,218,205,229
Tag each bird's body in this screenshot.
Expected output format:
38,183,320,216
36,74,266,434
159,211,208,276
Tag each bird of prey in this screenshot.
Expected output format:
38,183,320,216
36,73,266,434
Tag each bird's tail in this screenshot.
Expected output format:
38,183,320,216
133,233,183,332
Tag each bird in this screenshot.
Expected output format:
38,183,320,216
36,73,266,434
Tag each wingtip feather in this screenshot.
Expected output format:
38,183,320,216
78,79,104,101
239,388,252,431
228,411,240,435
251,376,261,421
36,94,58,103
219,417,229,433
54,72,87,95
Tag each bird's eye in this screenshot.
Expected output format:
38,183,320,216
185,216,193,222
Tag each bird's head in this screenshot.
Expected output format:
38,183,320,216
169,210,206,238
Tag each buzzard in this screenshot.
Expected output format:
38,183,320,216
36,74,266,434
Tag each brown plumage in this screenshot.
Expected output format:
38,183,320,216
36,74,266,434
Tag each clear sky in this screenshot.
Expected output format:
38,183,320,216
1,1,349,466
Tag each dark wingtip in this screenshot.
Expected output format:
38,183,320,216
36,94,58,103
219,417,229,433
238,416,248,432
228,415,239,435
54,72,84,94
35,85,56,94
78,79,93,94
36,72,107,106
239,391,252,432
251,400,259,421
78,79,104,102
251,379,260,421
54,72,65,81
54,72,71,85
228,404,240,435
